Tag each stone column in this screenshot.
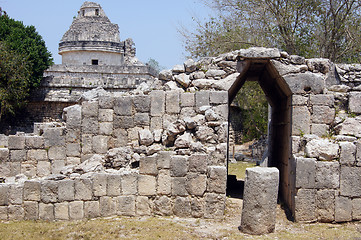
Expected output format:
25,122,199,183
240,167,279,235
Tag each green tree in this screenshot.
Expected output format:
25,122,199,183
0,14,52,120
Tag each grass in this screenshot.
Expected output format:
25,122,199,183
228,161,257,180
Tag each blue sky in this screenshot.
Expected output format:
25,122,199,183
0,0,214,69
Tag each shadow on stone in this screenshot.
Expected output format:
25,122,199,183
226,175,244,199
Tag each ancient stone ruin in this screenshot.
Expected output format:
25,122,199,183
1,2,361,224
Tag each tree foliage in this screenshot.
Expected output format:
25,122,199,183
181,0,361,62
0,14,52,120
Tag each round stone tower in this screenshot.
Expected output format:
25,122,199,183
59,1,125,66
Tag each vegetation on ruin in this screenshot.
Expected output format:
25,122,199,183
0,14,52,120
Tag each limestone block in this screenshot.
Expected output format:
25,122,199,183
311,124,328,137
10,150,26,162
43,128,65,147
150,116,163,130
127,127,142,141
157,170,171,195
292,95,308,106
305,139,339,160
24,201,38,220
24,181,41,201
0,148,9,162
48,146,66,160
195,91,210,111
107,174,121,196
315,161,339,189
140,155,157,175
0,134,8,148
352,198,361,220
159,69,174,80
55,202,69,220
357,140,361,166
8,135,25,150
41,181,58,203
21,162,37,178
284,72,325,94
150,90,165,117
82,101,98,117
27,149,48,161
133,95,150,112
166,91,181,114
170,155,188,177
186,173,206,196
136,196,151,216
65,105,82,129
121,173,138,195
99,109,114,122
310,94,334,106
10,162,21,176
82,117,99,134
0,206,7,220
138,129,154,146
335,196,352,222
295,157,316,188
209,91,228,105
134,113,150,126
349,92,361,114
214,105,228,121
174,73,190,87
316,189,335,222
113,115,134,129
66,143,81,157
207,166,227,194
58,180,75,202
0,162,11,177
240,167,279,234
93,173,107,196
340,166,361,197
66,129,81,143
338,117,361,138
191,197,204,218
340,142,356,166
92,135,109,154
75,178,92,200
180,92,195,107
174,132,192,148
100,196,116,217
204,193,225,219
69,201,84,220
153,196,172,216
116,195,135,216
66,157,81,165
113,129,128,147
157,151,175,169
153,129,163,142
25,136,44,149
9,184,23,205
173,197,191,217
0,184,9,206
99,95,114,109
292,106,310,135
51,160,65,174
195,126,215,142
171,177,187,196
295,189,317,222
114,96,132,116
84,201,100,218
8,205,24,220
39,203,54,220
138,175,156,196
312,106,335,124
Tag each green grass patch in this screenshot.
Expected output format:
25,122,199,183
228,161,257,180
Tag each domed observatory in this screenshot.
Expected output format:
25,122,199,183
59,2,134,66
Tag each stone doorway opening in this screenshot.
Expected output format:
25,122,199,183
226,59,293,209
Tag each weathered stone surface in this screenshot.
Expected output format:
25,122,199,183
209,91,228,104
37,161,50,177
170,155,188,177
116,195,135,216
84,201,100,218
39,203,55,221
174,73,191,87
99,122,113,135
0,206,7,220
51,160,66,174
24,181,41,201
92,135,109,154
150,90,165,117
357,141,361,166
58,180,75,201
24,201,38,220
9,184,23,205
69,201,84,220
207,166,227,194
292,95,308,106
212,73,239,91
204,193,225,219
159,69,173,81
349,92,361,114
136,196,151,216
189,154,207,173
186,173,206,196
316,190,335,222
100,196,116,217
75,178,92,200
195,91,210,111
191,198,204,218
238,47,280,59
305,139,339,160
166,90,180,114
172,177,187,196
271,60,304,75
48,146,66,161
41,181,58,203
192,79,217,88
98,109,114,122
66,143,81,157
311,124,328,137
284,72,325,94
138,129,154,146
138,175,156,196
292,106,310,135
306,58,331,74
173,197,191,217
8,205,24,221
153,196,172,216
121,173,138,195
82,101,98,117
340,166,361,197
140,155,157,175
114,96,132,116
315,161,339,189
55,202,69,220
93,173,107,196
310,94,334,106
8,135,25,150
240,167,279,235
174,132,192,149
64,105,82,129
195,126,215,142
82,117,99,134
25,136,44,149
295,189,317,222
10,150,26,162
335,196,352,222
113,115,134,129
180,92,195,107
157,170,171,195
312,106,335,124
43,128,65,147
157,151,175,169
339,117,361,138
0,184,9,206
295,158,316,188
0,148,9,162
134,113,150,126
107,174,121,196
340,142,356,166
